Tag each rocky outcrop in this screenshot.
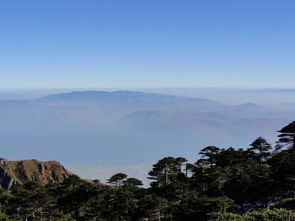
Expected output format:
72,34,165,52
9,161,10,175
0,158,73,189
0,158,15,189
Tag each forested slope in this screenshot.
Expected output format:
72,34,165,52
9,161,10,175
2,122,295,220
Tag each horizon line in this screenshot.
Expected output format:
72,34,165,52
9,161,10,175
1,86,295,91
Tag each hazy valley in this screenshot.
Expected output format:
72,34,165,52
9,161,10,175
0,90,294,183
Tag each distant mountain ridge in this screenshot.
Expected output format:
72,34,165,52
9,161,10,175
0,158,73,189
40,90,220,106
0,90,294,168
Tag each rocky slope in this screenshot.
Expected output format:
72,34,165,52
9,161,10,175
0,158,73,189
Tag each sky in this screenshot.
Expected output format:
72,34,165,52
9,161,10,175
0,0,294,89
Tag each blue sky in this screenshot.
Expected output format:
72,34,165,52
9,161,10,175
0,0,294,89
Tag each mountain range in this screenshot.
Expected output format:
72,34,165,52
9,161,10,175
0,90,294,183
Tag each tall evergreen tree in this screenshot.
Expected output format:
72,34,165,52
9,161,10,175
108,173,128,187
249,137,272,161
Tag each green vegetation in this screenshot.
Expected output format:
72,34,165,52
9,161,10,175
2,121,295,220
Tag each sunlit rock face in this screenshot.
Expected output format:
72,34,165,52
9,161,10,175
0,158,73,189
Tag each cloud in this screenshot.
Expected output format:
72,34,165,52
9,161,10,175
65,164,152,187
